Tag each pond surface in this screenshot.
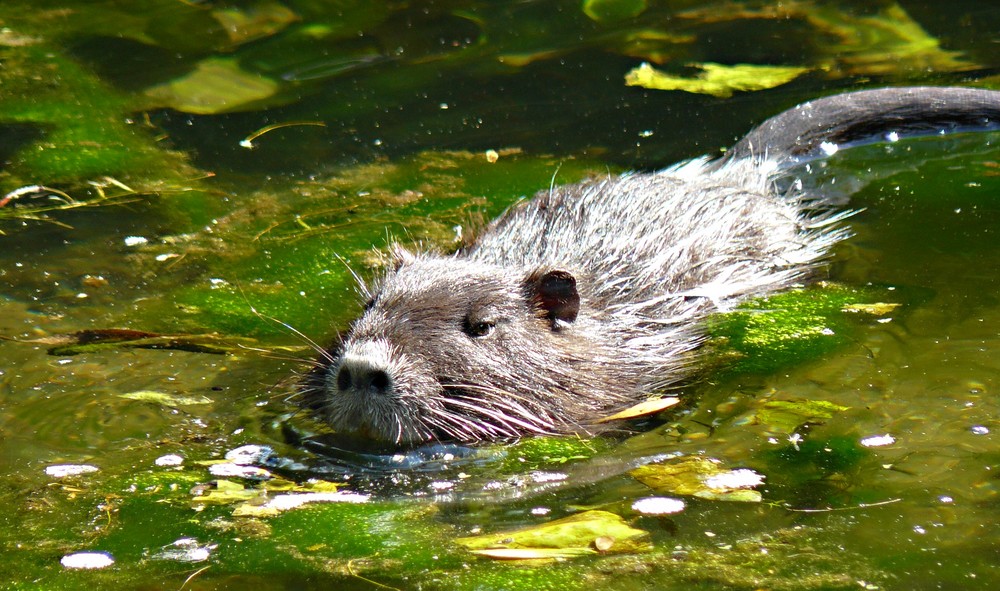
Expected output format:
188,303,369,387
2,1,1000,589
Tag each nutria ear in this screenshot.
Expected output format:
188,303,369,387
526,269,580,325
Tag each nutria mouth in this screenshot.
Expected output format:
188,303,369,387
300,87,1000,446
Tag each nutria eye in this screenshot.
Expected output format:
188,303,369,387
363,297,376,312
464,319,496,338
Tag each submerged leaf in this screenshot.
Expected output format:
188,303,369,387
842,302,901,315
625,62,809,98
119,391,213,406
212,2,299,46
582,0,648,23
33,329,258,355
679,1,975,76
145,57,281,115
755,399,850,433
456,510,652,559
630,457,764,502
810,3,973,75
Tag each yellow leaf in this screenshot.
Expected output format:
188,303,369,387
625,62,809,98
595,396,680,423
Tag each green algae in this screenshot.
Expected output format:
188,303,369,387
0,42,195,189
705,283,900,376
766,434,870,477
497,436,611,473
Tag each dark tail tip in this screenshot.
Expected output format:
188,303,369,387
720,86,1000,166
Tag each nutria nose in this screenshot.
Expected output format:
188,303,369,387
336,360,392,396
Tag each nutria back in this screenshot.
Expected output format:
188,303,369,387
301,86,1000,446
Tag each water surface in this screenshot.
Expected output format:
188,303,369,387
2,1,1000,589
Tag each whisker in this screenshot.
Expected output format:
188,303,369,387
444,398,554,436
235,282,335,362
449,384,561,430
333,252,371,300
423,406,487,440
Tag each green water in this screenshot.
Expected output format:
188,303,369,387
2,1,1000,589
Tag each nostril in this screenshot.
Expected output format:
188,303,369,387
336,366,352,391
334,360,393,396
370,370,390,393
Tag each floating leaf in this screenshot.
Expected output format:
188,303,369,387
456,510,652,559
145,57,281,115
595,396,680,423
630,457,764,502
466,547,594,560
624,61,809,98
755,399,849,433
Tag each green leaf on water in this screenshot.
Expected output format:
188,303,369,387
624,62,809,98
456,510,652,559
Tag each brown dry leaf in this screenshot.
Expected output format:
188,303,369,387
595,396,680,423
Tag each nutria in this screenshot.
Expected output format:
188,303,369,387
300,86,1000,445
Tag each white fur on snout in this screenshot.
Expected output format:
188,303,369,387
334,339,397,395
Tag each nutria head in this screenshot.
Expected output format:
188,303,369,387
300,251,639,445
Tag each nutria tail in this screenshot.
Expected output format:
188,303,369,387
720,86,1000,167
